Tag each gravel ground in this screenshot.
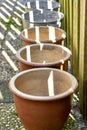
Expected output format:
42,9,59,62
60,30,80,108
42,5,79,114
0,0,87,130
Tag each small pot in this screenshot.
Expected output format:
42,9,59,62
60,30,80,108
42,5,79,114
20,26,66,46
21,10,64,28
9,68,78,130
25,0,61,11
16,44,71,71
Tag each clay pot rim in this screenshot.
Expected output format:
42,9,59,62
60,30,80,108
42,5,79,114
20,26,66,43
16,44,72,67
9,68,78,101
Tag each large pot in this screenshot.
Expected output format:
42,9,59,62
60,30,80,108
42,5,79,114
9,68,78,130
20,26,66,46
16,44,71,71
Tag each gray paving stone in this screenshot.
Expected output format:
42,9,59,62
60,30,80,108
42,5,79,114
0,81,13,103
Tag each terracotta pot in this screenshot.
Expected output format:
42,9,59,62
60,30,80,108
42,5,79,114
9,68,78,130
20,26,66,46
25,0,61,12
21,10,64,28
16,44,71,71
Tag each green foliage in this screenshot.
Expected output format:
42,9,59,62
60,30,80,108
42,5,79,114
5,16,13,29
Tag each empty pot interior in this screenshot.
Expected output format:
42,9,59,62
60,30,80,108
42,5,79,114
23,27,65,41
26,0,59,10
15,69,72,96
22,10,58,23
20,45,67,64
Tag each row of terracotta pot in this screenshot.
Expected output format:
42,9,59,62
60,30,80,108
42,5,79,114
9,19,78,130
17,26,70,71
